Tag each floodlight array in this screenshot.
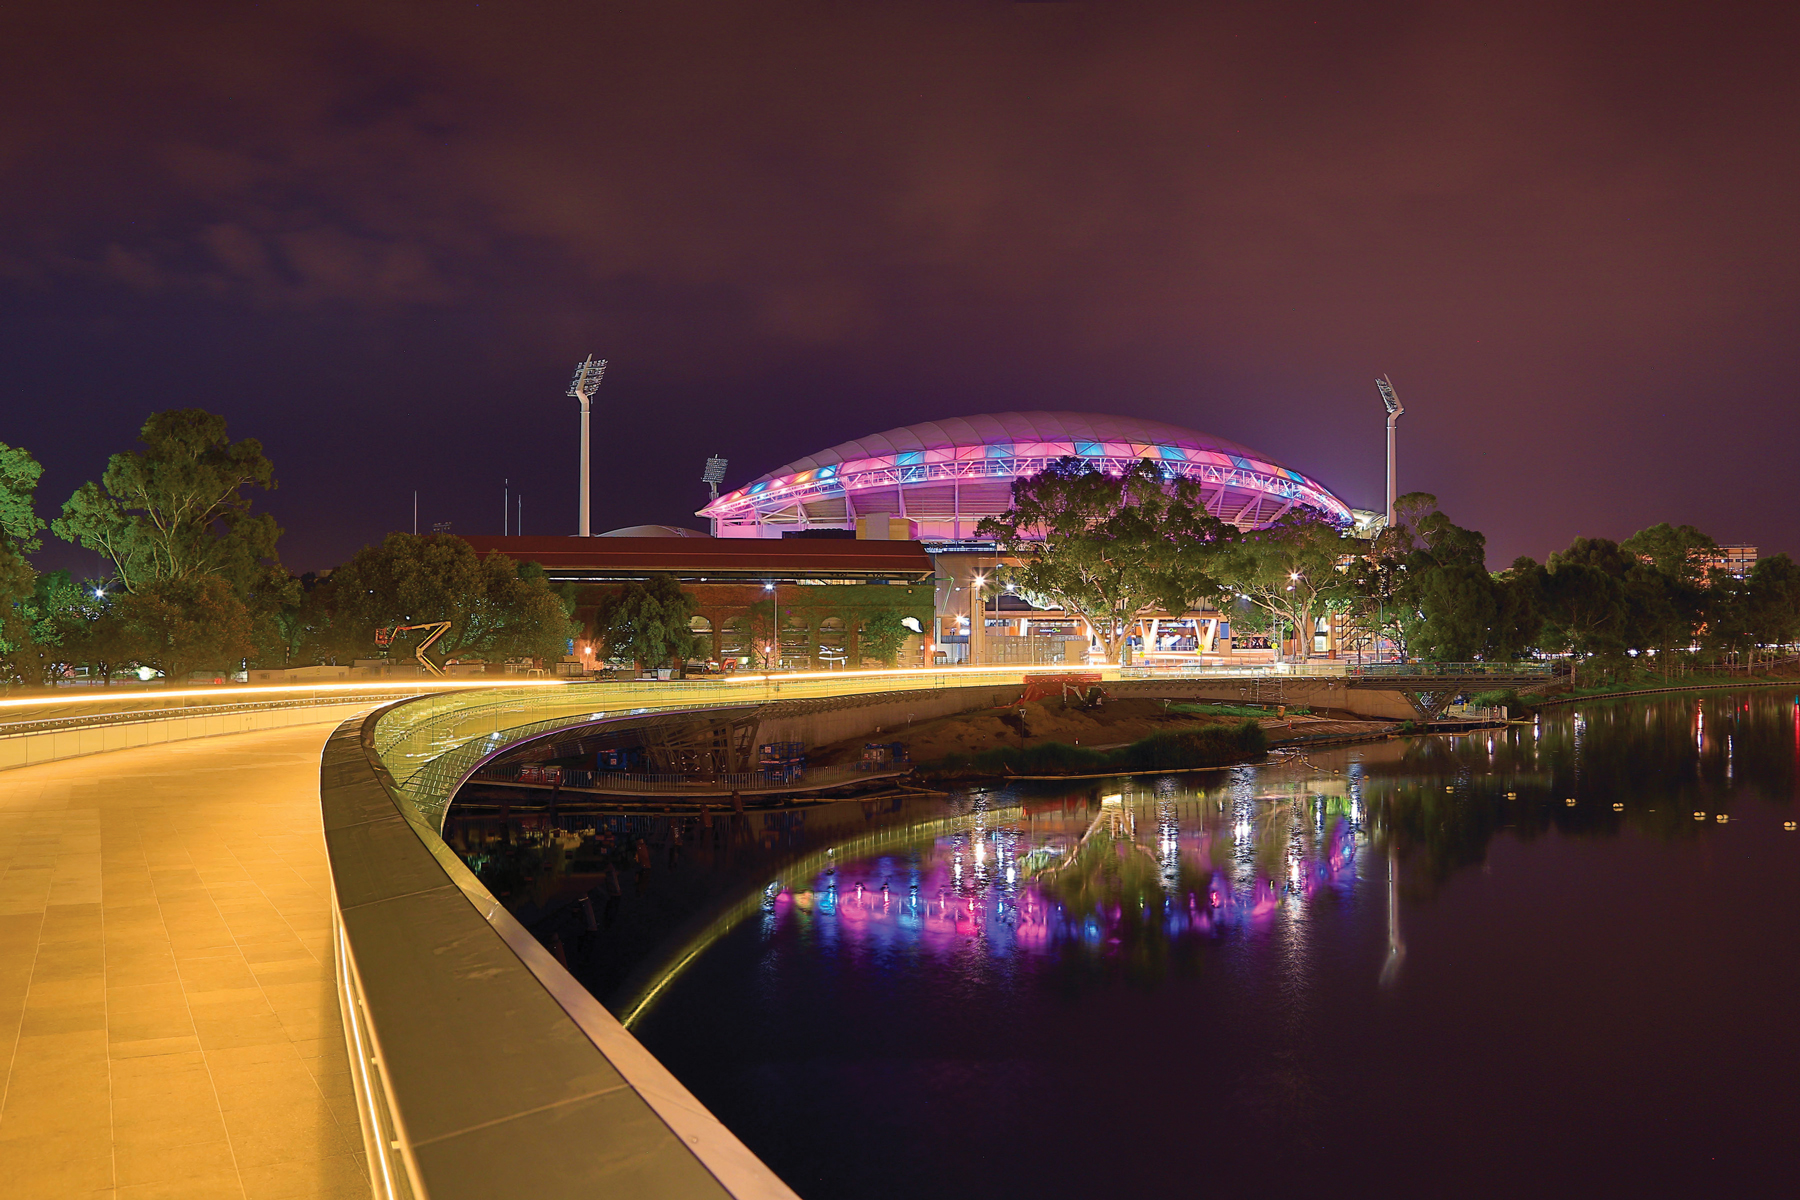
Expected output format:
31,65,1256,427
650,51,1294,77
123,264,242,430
567,357,608,397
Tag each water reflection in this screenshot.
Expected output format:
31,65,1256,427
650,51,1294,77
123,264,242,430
631,692,1800,1200
756,767,1373,992
740,688,1800,988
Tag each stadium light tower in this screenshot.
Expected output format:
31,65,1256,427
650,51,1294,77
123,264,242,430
702,454,729,536
702,454,728,500
1376,375,1404,527
567,356,608,536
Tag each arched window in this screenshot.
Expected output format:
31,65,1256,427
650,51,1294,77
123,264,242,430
779,614,810,666
689,615,713,633
818,617,847,665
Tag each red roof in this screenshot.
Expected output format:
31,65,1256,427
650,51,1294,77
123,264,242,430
457,535,935,579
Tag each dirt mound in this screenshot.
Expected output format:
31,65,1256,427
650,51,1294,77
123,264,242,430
807,697,1244,767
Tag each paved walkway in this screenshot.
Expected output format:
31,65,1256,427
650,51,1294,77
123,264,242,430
0,723,371,1200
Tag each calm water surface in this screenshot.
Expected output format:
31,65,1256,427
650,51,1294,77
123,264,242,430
631,694,1800,1198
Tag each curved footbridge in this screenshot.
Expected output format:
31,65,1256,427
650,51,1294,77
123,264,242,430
0,683,485,1200
0,661,1550,1200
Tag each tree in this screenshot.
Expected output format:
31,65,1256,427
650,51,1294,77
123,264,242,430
52,409,283,596
1542,538,1632,685
0,441,45,554
593,573,697,671
108,576,255,680
1687,550,1800,672
9,571,94,685
1751,555,1800,659
1214,509,1353,663
1492,558,1548,663
0,441,47,686
1341,493,1525,663
977,458,1229,662
297,534,577,667
1620,523,1717,587
859,607,912,667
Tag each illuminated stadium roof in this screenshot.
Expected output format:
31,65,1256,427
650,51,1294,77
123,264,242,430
698,412,1351,541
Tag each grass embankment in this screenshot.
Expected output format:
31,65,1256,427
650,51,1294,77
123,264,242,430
1164,701,1311,719
922,719,1267,780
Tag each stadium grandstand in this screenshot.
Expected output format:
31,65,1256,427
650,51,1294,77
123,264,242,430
697,411,1357,542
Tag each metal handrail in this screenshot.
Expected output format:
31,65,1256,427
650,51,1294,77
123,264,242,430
1342,662,1555,678
0,687,440,739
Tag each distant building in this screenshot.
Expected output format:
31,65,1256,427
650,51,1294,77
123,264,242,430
459,534,935,670
1690,544,1758,580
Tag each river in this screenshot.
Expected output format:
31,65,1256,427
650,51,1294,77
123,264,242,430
628,691,1800,1198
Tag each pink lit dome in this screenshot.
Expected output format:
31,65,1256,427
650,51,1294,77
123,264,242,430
698,411,1350,541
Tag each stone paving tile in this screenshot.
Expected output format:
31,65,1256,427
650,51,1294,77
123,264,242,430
0,724,373,1200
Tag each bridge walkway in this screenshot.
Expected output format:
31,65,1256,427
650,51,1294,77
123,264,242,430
0,724,369,1200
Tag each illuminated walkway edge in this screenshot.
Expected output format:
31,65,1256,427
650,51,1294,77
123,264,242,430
322,705,799,1200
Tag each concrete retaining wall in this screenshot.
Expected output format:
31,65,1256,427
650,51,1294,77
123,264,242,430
752,679,1424,748
0,701,378,772
1110,679,1421,720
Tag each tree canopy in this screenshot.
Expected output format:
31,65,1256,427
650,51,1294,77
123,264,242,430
109,576,257,681
593,573,697,670
0,442,47,683
52,409,283,596
296,533,577,667
1214,509,1354,662
977,457,1230,661
1343,493,1535,662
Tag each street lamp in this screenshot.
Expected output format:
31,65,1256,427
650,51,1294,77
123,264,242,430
567,356,608,536
970,573,986,668
764,581,776,670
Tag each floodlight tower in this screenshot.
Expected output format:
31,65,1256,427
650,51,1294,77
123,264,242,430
702,454,729,535
702,454,728,500
1376,375,1404,527
567,356,608,536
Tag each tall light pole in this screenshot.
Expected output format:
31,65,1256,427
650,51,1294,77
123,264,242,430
970,572,986,668
763,581,777,671
702,454,729,537
1376,375,1404,528
567,356,608,536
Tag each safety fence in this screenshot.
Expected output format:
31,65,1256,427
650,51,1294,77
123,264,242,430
0,683,480,772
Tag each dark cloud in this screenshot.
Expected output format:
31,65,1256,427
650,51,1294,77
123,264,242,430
4,0,1800,571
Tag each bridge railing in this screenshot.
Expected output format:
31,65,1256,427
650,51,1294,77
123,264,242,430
0,681,514,772
369,668,1052,815
1117,662,1349,679
1342,662,1556,679
323,707,798,1200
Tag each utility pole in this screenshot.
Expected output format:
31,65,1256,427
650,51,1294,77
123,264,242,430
503,478,509,536
567,356,608,536
1376,376,1404,528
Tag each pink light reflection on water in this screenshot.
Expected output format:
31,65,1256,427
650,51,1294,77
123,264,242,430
760,808,1361,961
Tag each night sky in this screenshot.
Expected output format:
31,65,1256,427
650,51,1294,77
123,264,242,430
5,1,1798,575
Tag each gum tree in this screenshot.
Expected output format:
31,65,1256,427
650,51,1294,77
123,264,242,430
977,457,1230,662
1215,509,1355,663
